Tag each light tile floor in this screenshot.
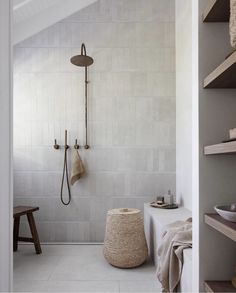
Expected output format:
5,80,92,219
14,244,162,292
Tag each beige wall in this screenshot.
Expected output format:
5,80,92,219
13,0,176,242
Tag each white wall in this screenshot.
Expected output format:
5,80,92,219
13,0,176,242
0,0,13,291
198,0,236,289
176,3,200,290
176,0,192,211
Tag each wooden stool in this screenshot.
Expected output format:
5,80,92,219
13,206,42,254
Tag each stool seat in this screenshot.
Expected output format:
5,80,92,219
13,206,42,254
14,206,39,217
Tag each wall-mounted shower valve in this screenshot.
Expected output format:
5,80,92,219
74,139,80,149
54,139,60,149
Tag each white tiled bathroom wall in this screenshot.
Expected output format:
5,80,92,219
13,0,176,242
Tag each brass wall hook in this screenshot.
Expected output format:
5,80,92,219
74,139,80,149
54,139,60,150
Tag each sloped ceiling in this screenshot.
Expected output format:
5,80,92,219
13,0,97,45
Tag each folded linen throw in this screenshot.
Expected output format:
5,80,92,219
157,219,192,293
230,0,236,48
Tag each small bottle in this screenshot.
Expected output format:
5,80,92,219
164,190,174,205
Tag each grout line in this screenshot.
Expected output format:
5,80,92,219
29,242,103,245
57,20,175,24
14,197,164,201
15,46,175,50
14,145,176,149
13,171,176,174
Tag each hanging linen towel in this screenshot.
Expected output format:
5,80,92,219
230,0,236,48
157,219,192,293
70,149,85,185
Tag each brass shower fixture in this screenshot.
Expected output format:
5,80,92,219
70,43,94,149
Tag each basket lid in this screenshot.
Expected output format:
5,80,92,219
108,208,140,215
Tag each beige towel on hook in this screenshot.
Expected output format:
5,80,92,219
70,149,85,185
230,0,236,48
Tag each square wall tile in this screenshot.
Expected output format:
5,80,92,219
90,197,113,222
54,222,90,242
89,221,106,242
54,197,90,222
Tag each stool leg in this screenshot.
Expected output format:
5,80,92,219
27,212,42,254
13,217,20,252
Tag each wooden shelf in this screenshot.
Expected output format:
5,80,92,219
204,281,236,292
204,141,236,155
205,214,236,242
203,0,230,22
204,51,236,88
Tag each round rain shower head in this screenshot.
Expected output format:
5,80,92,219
70,43,94,67
70,55,94,67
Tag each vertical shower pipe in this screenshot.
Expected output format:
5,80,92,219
85,64,89,149
70,43,93,149
80,43,89,149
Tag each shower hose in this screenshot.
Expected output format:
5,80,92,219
60,130,71,205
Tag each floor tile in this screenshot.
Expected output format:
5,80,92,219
50,255,156,281
14,245,160,292
14,280,119,292
14,252,60,281
119,280,162,292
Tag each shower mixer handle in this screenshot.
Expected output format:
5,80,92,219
53,139,69,149
54,139,60,149
74,139,80,149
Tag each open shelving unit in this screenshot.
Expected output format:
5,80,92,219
202,1,236,291
204,51,236,88
204,214,236,292
205,214,236,242
204,141,236,155
203,0,236,89
204,281,236,292
203,0,230,22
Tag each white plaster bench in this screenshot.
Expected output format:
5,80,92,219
144,203,192,292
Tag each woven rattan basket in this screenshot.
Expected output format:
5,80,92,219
103,208,148,268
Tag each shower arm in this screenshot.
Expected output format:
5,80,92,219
81,43,86,56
